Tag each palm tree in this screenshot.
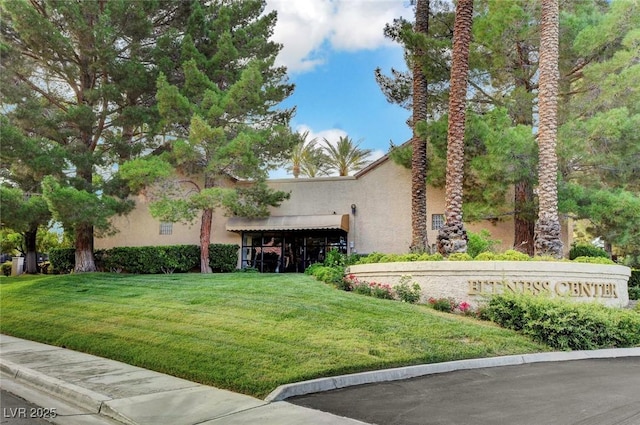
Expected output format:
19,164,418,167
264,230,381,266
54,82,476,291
287,131,330,178
534,0,563,258
409,0,430,253
322,136,373,176
437,0,473,255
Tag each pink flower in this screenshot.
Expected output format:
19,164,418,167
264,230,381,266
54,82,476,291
459,301,471,312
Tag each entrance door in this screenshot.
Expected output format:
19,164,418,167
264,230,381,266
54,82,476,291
241,231,347,272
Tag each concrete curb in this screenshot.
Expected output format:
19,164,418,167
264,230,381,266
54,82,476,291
0,358,111,413
264,347,640,402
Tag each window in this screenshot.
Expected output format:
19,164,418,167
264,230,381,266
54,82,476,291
240,231,347,273
159,222,173,235
432,214,444,230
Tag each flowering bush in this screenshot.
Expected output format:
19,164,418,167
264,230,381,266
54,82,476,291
394,275,422,303
353,281,372,296
370,282,394,300
342,273,358,291
457,301,474,316
428,297,459,312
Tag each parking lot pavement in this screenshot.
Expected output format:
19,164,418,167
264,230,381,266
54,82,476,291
290,357,640,425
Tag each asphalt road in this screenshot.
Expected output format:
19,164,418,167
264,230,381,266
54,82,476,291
0,390,54,425
290,358,640,425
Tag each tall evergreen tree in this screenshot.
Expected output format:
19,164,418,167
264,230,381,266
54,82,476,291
0,116,66,273
558,0,640,259
471,0,541,255
120,0,295,273
0,0,167,271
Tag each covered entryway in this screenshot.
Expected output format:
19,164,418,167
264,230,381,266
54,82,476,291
226,215,349,272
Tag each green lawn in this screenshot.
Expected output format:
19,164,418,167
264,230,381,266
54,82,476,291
0,273,549,398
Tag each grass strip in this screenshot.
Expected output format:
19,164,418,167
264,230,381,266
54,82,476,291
0,273,548,397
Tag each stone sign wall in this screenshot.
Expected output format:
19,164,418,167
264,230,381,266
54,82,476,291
346,261,631,308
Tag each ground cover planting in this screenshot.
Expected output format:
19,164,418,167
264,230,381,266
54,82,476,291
0,273,548,398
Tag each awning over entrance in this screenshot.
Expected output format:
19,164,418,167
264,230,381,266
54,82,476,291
226,214,349,233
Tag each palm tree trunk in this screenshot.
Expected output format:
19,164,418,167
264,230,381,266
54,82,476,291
534,0,563,258
437,0,473,256
410,0,430,253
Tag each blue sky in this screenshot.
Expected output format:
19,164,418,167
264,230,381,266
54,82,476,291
265,0,415,177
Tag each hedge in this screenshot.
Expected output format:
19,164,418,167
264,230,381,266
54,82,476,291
48,248,75,274
629,270,639,288
208,244,240,272
487,293,640,350
49,244,239,274
569,244,609,260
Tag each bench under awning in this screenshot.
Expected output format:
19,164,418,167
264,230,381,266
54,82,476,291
226,214,349,233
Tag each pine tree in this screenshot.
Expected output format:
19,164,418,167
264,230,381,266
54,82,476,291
0,0,166,271
120,0,295,273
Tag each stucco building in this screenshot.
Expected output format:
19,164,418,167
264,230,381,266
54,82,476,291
96,154,572,272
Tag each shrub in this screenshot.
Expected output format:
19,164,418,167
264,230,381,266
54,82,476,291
357,252,385,264
569,244,609,260
487,293,640,350
474,252,497,261
572,256,615,265
370,282,394,299
428,297,458,312
467,229,500,258
324,248,345,268
379,254,399,263
48,248,75,274
457,301,473,316
475,305,491,321
61,244,236,274
495,250,531,261
1,261,12,276
629,270,639,301
208,244,239,272
394,276,422,303
304,263,324,275
448,253,473,261
418,252,444,261
310,265,344,287
352,281,372,296
396,253,421,262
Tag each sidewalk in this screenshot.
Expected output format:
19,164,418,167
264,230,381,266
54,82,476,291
0,335,368,425
2,334,639,425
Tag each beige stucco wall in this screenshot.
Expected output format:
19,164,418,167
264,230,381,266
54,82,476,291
265,158,414,254
96,157,571,257
347,261,631,308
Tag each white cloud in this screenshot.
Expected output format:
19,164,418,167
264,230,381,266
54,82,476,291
266,0,410,73
294,124,348,145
